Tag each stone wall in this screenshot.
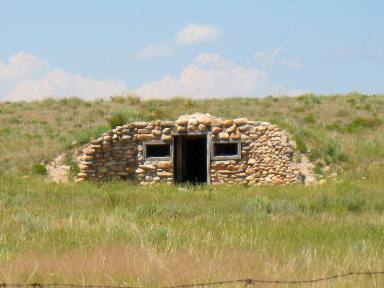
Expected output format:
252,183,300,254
76,114,301,185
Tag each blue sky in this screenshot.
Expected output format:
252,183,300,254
0,0,383,101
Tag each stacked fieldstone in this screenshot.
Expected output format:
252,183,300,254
76,113,301,185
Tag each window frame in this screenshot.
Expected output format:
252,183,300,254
211,140,241,160
143,140,173,161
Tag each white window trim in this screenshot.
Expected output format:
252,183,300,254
211,140,241,160
143,140,173,161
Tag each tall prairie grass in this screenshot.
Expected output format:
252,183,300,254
0,170,384,286
0,94,383,286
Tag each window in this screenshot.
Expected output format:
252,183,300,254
212,142,241,160
144,141,172,160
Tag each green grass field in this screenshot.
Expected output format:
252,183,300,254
0,93,384,287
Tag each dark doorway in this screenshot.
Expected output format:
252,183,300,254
174,135,207,184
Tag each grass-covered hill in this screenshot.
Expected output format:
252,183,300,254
0,93,383,177
0,93,384,286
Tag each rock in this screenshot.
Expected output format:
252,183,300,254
79,164,88,170
132,122,148,128
136,134,155,141
198,124,207,131
176,125,187,132
135,168,145,174
176,117,188,126
200,118,211,126
97,167,109,173
90,144,102,149
241,134,250,141
226,125,237,133
188,119,198,126
157,161,172,169
230,133,240,140
233,118,248,125
218,170,238,175
161,134,172,141
238,124,254,132
84,148,95,155
160,121,175,127
82,155,93,161
272,177,283,184
211,119,223,126
138,129,150,134
218,132,229,139
152,129,162,136
139,164,156,170
158,171,173,177
212,127,222,134
223,119,233,127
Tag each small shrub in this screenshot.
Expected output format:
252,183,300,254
157,203,186,218
363,103,372,111
309,138,348,164
310,192,331,212
127,95,141,105
64,154,80,178
0,128,11,136
346,98,357,106
8,117,22,124
243,196,272,214
147,227,169,245
325,122,342,131
33,163,47,175
312,96,321,104
294,106,306,113
303,114,316,124
111,96,127,104
314,163,322,175
135,203,159,217
183,98,196,108
74,126,109,145
294,135,308,153
345,117,382,132
338,189,366,213
106,109,142,128
337,109,349,117
270,199,298,214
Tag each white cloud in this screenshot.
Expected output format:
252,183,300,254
254,48,282,67
0,52,49,85
254,48,302,69
193,53,232,68
137,42,174,59
0,52,128,101
175,23,221,45
135,53,302,99
6,69,128,101
137,23,222,59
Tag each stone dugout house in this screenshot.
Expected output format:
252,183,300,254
76,113,302,185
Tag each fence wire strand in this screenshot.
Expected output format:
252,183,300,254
1,271,384,288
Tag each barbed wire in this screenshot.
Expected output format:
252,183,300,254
1,270,383,288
